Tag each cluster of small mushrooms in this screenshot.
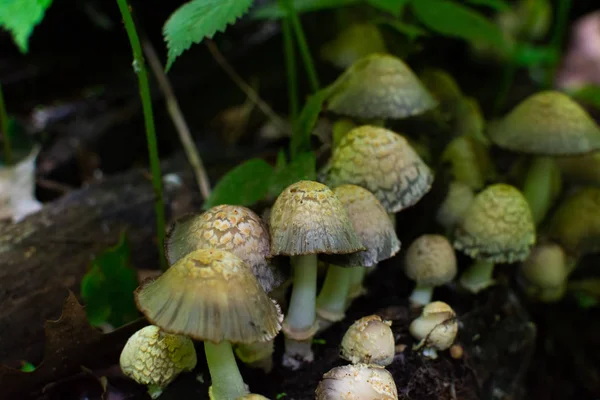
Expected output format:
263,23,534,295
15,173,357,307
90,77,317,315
119,51,600,399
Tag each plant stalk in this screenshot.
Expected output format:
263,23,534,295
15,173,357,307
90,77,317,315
0,83,12,165
278,0,299,126
116,0,167,270
286,254,317,330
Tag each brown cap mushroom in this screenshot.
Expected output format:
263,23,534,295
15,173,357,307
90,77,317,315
315,364,398,400
320,125,433,213
409,301,458,359
340,315,395,367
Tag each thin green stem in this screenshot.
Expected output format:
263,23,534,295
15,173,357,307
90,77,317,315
205,341,248,400
316,265,350,321
522,156,559,225
278,0,299,127
285,254,317,331
283,0,320,92
0,83,12,165
545,0,571,87
116,0,167,270
460,259,496,294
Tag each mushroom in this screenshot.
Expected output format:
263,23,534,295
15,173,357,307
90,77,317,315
487,91,600,224
518,242,573,303
135,248,283,400
340,315,395,367
320,23,387,70
164,205,285,294
315,364,398,400
316,185,400,328
404,234,457,306
435,181,475,233
325,53,437,121
453,183,536,293
409,301,458,359
546,187,600,257
419,68,463,124
440,135,497,191
119,325,197,399
269,180,364,368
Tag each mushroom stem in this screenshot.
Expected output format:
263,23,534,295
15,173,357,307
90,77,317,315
347,267,368,305
205,341,248,400
316,265,350,329
286,254,318,331
409,283,433,306
522,156,561,225
459,259,496,293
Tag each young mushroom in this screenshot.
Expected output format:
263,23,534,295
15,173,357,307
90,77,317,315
453,183,536,293
317,184,400,328
409,301,458,359
120,325,197,399
518,242,572,303
269,180,364,368
340,315,395,367
435,181,475,233
237,395,270,400
135,248,283,400
488,91,600,224
320,23,388,70
315,364,398,400
404,234,457,306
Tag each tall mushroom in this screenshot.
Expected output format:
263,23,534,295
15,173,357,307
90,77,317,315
316,184,400,329
488,91,600,224
135,248,283,400
453,183,536,293
269,180,364,368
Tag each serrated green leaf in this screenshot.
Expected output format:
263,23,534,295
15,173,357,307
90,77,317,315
269,151,316,197
466,0,510,11
204,158,274,208
410,0,507,50
80,232,139,328
164,0,254,70
251,0,360,20
0,0,52,53
367,0,409,17
291,88,332,157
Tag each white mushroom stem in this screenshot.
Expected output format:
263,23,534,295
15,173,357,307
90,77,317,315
459,259,496,294
409,283,434,306
205,341,248,400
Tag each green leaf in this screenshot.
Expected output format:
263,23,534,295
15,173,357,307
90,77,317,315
465,0,510,11
377,19,428,40
163,0,254,70
204,158,274,208
80,233,139,328
410,0,507,50
20,362,36,372
269,151,316,197
367,0,409,17
512,43,557,67
291,88,332,157
0,0,52,53
251,0,360,20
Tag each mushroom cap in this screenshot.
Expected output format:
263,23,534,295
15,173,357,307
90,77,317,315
454,183,536,263
488,91,600,155
409,301,457,351
404,234,457,286
519,242,568,302
547,187,600,256
340,315,395,367
321,125,433,213
441,135,497,190
315,364,398,400
135,248,283,344
320,23,387,70
120,325,197,388
436,181,475,231
165,205,285,293
326,53,437,120
269,180,365,256
321,184,401,267
237,395,271,400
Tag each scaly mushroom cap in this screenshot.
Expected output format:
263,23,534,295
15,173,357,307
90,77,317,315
321,184,400,267
320,23,387,70
519,242,569,302
557,151,600,186
488,91,600,155
409,301,457,351
165,205,285,293
135,248,283,344
321,126,433,213
120,325,196,389
326,53,437,119
547,187,600,256
405,234,457,286
269,180,365,256
315,364,398,400
340,315,395,367
454,184,536,263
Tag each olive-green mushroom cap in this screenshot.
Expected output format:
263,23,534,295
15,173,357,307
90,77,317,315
454,184,536,263
269,180,365,256
488,91,600,155
135,248,283,344
519,242,569,302
165,205,285,293
320,23,387,70
321,125,433,213
405,234,457,286
326,53,437,120
321,184,400,267
120,325,197,389
441,135,497,191
547,187,600,256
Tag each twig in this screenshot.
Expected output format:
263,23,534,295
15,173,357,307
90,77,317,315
205,40,288,133
142,39,212,201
